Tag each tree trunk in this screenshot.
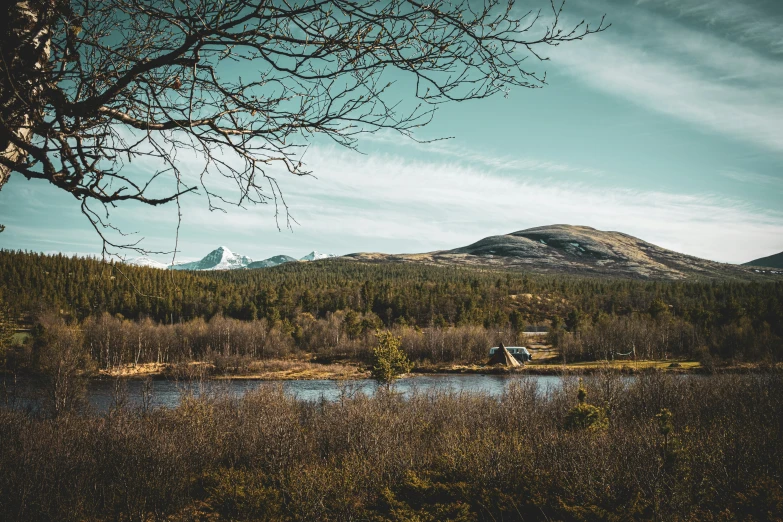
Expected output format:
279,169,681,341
0,1,53,189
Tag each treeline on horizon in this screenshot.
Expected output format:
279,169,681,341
1,249,782,365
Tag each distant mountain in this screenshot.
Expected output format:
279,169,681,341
126,256,169,270
126,248,339,270
346,224,778,281
246,255,298,269
120,228,779,280
170,246,252,271
301,251,337,261
744,252,783,270
155,248,304,271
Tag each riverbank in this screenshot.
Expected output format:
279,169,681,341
418,360,783,375
413,359,703,375
91,358,783,380
97,359,371,381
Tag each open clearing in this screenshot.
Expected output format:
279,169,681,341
98,359,370,380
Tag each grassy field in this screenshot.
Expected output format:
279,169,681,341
550,359,701,370
522,339,703,372
11,331,29,345
98,359,370,380
96,354,707,381
213,359,369,380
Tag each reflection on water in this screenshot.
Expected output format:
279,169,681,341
2,374,566,413
88,374,566,411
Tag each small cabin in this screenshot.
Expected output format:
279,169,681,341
489,346,532,362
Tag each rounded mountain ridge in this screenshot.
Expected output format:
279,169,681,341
393,223,748,280
449,224,649,262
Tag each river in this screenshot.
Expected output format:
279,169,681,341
3,374,567,413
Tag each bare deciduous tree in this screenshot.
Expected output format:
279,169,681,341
0,0,606,254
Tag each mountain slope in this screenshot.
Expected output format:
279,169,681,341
744,252,783,270
346,225,775,280
246,255,298,269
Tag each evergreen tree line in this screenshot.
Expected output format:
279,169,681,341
2,250,783,363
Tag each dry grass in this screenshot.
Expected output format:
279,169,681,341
526,340,559,362
95,349,778,381
99,362,171,378
413,348,705,375
98,359,369,380
582,359,697,369
11,332,29,345
541,359,702,371
414,361,702,376
215,359,369,380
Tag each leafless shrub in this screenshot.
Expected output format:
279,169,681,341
1,373,780,520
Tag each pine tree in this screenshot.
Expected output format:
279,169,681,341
564,381,608,432
371,330,412,386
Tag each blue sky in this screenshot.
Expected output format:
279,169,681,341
1,0,782,264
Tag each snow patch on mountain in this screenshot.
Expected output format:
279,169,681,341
300,251,337,261
126,247,337,271
125,257,169,270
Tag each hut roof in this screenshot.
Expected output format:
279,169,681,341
487,342,521,367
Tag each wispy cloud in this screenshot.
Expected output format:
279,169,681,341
5,138,782,264
636,0,783,54
720,170,783,187
361,132,605,176
158,145,783,264
551,1,783,153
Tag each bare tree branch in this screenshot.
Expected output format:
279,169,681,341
0,0,608,255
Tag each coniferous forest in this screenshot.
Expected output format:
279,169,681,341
1,249,782,368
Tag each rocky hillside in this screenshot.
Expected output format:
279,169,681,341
346,225,778,280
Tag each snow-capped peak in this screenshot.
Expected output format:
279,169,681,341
127,246,337,271
125,256,169,270
170,246,253,271
301,251,337,261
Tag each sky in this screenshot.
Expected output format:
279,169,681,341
1,0,782,265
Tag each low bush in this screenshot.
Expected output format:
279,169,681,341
0,373,781,521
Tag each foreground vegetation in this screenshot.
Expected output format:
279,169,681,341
1,373,781,521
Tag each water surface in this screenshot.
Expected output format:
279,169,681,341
3,374,565,413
